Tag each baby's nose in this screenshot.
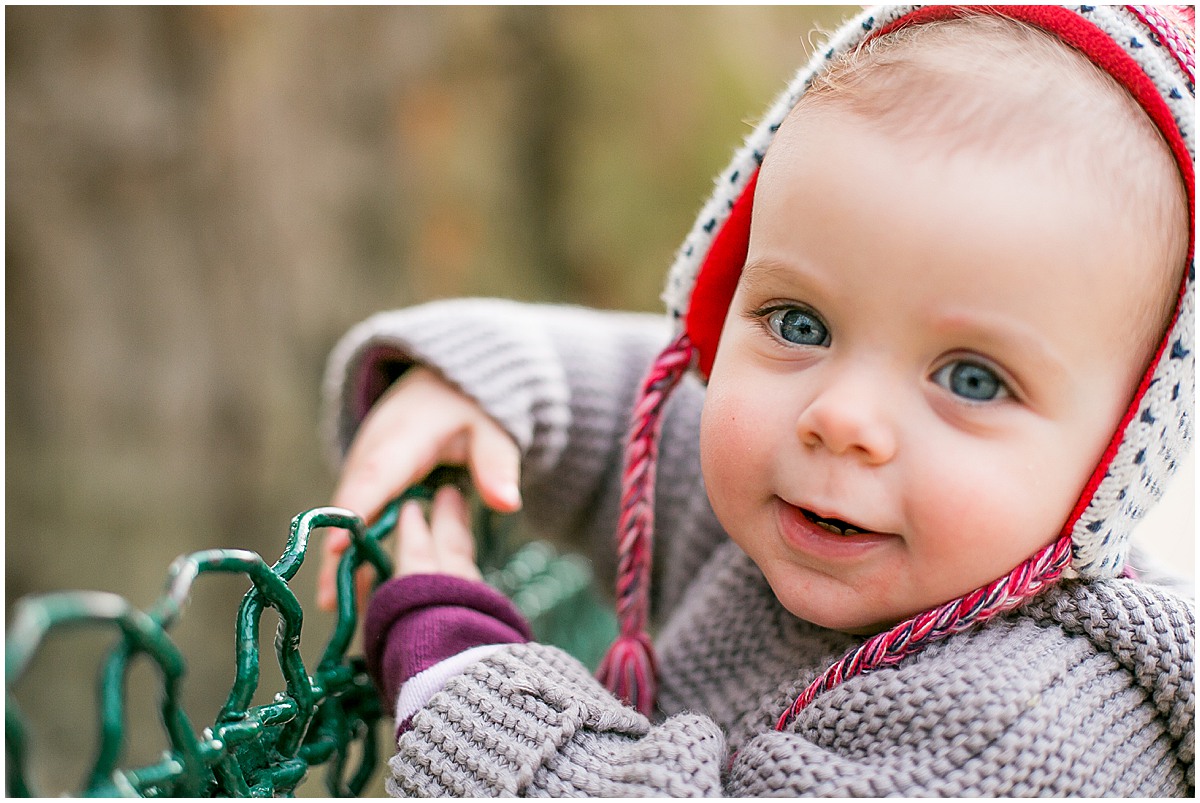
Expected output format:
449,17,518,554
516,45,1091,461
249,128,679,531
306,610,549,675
794,371,897,464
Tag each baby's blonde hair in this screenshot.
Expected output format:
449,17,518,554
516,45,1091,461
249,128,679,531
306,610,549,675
791,12,1189,355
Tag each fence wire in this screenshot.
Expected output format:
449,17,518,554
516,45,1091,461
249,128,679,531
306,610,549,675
5,471,616,797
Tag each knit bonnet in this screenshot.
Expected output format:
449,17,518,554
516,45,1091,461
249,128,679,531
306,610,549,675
596,4,1196,726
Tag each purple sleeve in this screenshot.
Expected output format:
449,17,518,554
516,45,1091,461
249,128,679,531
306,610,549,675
363,573,534,706
349,345,410,423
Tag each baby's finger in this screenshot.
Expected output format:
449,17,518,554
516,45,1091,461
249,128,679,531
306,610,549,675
467,419,522,514
395,500,438,577
332,431,444,536
316,528,351,612
331,371,477,527
354,563,376,615
430,486,482,581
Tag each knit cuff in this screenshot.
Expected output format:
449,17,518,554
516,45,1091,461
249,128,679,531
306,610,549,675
363,573,534,705
392,644,507,739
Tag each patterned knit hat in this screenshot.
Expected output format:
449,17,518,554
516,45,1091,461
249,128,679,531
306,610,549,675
597,4,1195,726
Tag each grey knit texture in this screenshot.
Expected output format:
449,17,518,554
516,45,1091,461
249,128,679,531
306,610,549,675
323,299,1195,797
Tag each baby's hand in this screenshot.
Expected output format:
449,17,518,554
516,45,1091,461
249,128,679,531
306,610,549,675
393,485,482,581
318,366,520,611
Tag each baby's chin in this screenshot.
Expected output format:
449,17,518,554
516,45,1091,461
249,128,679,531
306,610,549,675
833,618,901,637
768,577,916,637
808,611,902,637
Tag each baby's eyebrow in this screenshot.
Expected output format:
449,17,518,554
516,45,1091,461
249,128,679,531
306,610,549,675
740,259,790,284
933,311,1070,396
739,258,813,293
737,257,835,307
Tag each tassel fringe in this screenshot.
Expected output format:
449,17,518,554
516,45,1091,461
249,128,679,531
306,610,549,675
596,332,694,715
595,631,659,717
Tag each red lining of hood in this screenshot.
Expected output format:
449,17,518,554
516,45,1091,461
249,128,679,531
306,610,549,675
685,169,758,379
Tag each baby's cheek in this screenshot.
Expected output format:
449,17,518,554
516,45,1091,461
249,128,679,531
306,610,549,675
699,389,761,509
909,452,1056,593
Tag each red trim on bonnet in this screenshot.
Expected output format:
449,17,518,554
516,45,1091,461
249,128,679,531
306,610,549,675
685,170,758,379
682,4,1194,546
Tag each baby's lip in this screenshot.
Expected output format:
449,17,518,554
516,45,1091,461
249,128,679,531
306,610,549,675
787,500,887,536
774,498,898,558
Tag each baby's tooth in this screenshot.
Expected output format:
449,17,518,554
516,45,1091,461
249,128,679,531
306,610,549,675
815,520,843,535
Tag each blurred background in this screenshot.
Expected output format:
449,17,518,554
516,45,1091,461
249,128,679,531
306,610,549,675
6,5,1193,797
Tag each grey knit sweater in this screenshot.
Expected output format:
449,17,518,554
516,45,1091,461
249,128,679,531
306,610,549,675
324,298,1195,797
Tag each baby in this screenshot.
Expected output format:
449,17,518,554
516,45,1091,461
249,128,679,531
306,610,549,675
320,6,1193,796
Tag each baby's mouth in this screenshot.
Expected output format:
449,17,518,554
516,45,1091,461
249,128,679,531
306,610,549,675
800,508,869,536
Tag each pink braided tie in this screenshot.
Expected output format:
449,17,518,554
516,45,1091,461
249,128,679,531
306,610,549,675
596,331,695,716
775,533,1074,731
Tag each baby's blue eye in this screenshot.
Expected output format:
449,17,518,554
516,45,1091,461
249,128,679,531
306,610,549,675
932,360,1009,402
766,308,830,347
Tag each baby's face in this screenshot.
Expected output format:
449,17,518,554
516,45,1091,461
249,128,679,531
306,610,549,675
699,107,1163,634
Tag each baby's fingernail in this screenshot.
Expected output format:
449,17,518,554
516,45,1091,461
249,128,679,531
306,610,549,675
436,484,463,503
439,484,465,511
400,500,425,522
501,481,522,508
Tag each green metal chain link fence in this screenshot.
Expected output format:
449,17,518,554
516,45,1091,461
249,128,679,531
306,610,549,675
5,469,616,797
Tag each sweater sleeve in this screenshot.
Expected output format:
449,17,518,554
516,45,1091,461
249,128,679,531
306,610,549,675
384,642,727,797
362,573,534,710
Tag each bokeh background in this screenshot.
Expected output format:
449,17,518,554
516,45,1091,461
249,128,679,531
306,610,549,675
6,5,1193,797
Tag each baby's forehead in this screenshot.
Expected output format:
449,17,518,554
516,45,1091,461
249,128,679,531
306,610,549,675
791,16,1139,166
779,15,1187,290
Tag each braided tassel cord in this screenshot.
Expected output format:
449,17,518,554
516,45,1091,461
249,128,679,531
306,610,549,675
775,533,1074,731
596,332,695,717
